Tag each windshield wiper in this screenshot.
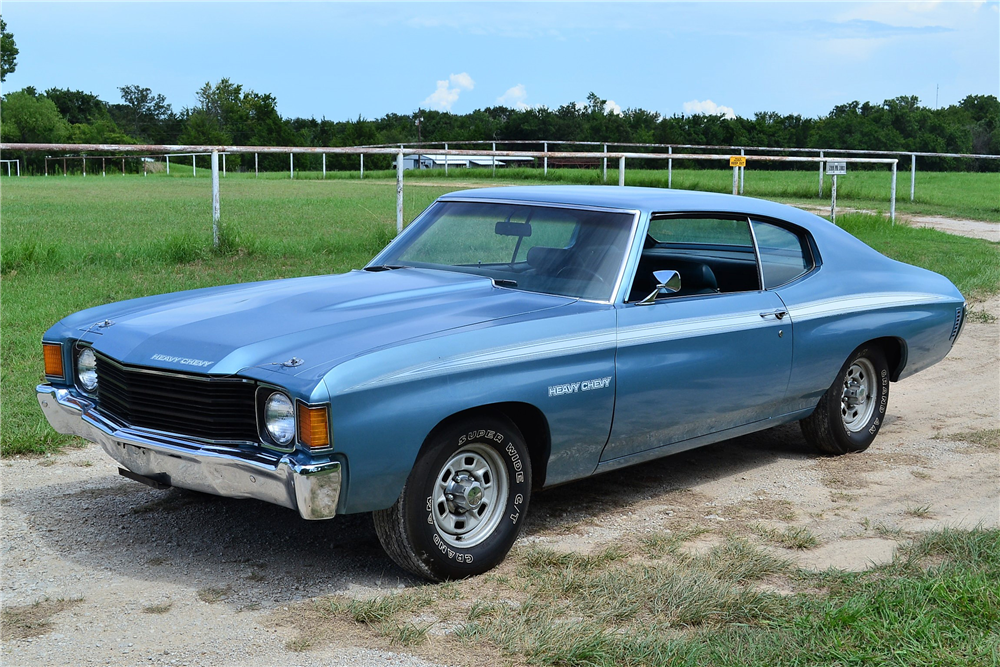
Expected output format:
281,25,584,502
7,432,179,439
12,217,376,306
364,264,410,272
493,278,518,288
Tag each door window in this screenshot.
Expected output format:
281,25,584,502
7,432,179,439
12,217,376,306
629,216,759,301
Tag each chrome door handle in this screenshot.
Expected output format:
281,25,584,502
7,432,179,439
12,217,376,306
760,310,787,320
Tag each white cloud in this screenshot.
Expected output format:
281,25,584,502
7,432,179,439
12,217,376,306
449,72,475,91
682,99,736,120
497,84,529,109
604,99,623,116
423,72,475,111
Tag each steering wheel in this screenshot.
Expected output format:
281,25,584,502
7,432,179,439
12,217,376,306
556,265,605,284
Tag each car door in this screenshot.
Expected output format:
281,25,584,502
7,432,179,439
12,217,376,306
600,213,794,463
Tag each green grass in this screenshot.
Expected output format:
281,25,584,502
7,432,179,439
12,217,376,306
295,166,1000,222
295,528,1000,666
1,173,997,456
836,213,1000,299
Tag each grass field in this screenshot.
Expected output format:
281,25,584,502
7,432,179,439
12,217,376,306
1,173,998,456
232,166,1000,222
278,527,1000,666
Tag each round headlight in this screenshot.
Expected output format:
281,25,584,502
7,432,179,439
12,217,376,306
264,392,295,445
77,347,98,391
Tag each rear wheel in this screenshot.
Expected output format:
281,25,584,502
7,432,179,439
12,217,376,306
373,415,531,581
800,344,890,455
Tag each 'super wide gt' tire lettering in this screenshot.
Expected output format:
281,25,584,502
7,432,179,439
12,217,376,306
800,343,890,456
373,414,531,581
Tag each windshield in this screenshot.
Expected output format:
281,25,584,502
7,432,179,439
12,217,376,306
376,201,636,301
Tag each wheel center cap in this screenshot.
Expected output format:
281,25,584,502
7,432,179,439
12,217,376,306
844,383,867,407
465,484,484,508
446,473,484,512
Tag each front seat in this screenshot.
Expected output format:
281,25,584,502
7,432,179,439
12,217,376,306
675,262,720,296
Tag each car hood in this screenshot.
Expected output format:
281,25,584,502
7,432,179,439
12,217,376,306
68,268,574,380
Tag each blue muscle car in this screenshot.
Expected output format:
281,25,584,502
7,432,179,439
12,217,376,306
36,186,966,580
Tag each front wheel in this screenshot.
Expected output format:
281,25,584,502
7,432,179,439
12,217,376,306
800,344,890,455
373,415,531,581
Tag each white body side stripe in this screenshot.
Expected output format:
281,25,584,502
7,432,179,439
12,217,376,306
788,292,952,322
346,329,617,391
617,310,768,347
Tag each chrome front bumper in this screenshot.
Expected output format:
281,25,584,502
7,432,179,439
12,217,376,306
36,385,342,520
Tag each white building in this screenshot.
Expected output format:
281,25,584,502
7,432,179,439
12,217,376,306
394,154,534,170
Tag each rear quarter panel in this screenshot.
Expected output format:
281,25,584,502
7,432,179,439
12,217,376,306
775,222,963,413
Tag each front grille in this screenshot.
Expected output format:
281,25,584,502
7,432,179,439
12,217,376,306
95,353,259,443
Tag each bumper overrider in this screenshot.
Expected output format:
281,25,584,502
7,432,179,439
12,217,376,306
36,385,342,520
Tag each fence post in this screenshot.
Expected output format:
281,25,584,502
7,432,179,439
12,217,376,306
603,144,607,182
544,142,548,176
122,157,125,176
910,154,916,202
83,156,86,177
255,153,258,178
290,153,294,179
732,166,738,195
396,149,404,235
166,155,170,175
45,158,48,176
739,148,745,194
830,174,838,224
102,157,106,177
818,150,823,197
668,146,672,188
492,142,496,177
5,162,9,177
16,160,20,177
444,143,448,176
618,156,625,187
360,153,364,179
193,155,196,177
211,150,220,248
63,158,67,176
322,153,326,179
890,160,897,225
144,159,147,177
222,153,226,178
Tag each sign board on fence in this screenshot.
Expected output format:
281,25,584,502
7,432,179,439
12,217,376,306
826,161,847,175
729,156,747,168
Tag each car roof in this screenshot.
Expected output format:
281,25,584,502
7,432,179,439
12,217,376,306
439,185,827,232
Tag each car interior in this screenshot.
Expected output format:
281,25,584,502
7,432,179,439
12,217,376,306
626,215,813,302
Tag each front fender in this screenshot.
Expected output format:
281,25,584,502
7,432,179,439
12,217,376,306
323,305,618,513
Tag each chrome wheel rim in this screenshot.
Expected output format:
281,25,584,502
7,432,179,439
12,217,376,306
841,357,877,432
432,443,509,548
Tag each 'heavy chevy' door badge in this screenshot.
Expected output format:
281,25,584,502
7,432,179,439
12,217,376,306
548,377,612,397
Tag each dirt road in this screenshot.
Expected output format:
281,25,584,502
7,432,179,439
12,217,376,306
3,306,997,666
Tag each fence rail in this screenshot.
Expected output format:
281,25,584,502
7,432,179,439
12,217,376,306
1,142,902,244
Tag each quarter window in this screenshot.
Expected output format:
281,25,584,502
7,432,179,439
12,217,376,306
751,219,812,288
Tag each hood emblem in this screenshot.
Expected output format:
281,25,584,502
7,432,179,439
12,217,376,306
150,354,214,368
281,357,304,368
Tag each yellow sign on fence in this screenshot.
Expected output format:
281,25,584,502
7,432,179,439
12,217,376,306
729,156,747,167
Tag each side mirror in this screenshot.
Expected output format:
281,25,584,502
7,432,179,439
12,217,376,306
638,270,681,305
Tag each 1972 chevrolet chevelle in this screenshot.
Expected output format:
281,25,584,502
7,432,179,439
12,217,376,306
37,186,966,580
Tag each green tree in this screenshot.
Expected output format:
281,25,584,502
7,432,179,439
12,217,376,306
1,17,17,82
112,85,173,141
44,88,111,125
0,89,70,143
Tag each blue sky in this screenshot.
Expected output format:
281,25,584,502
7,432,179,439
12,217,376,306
3,1,998,121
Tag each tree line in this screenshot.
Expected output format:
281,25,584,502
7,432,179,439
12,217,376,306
2,80,998,174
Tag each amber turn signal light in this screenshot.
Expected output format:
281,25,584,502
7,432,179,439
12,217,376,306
43,343,64,378
297,404,330,449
